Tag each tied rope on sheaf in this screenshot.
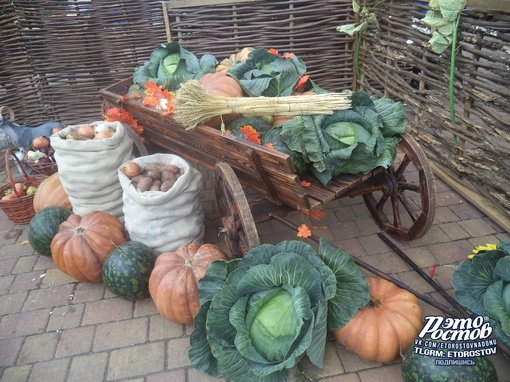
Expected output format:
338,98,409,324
173,80,352,130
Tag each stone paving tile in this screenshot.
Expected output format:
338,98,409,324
67,352,108,382
28,358,69,382
358,363,403,382
0,291,27,316
11,256,36,275
147,369,187,382
0,308,51,339
0,337,24,367
17,332,60,365
72,281,106,303
81,297,133,325
93,317,148,351
107,342,165,380
21,283,75,312
149,314,185,341
0,365,32,382
9,269,45,293
55,325,95,358
167,337,193,370
46,304,85,331
0,258,17,276
0,274,14,295
40,268,76,287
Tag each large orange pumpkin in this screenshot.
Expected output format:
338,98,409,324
333,277,423,363
198,72,244,129
51,211,127,282
33,172,72,212
149,243,230,324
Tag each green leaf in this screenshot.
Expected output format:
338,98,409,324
336,21,368,37
483,280,510,335
227,48,307,97
317,239,370,330
429,32,452,54
452,250,506,315
494,256,510,282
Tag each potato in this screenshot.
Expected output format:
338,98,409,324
161,171,176,182
149,180,162,191
159,164,181,174
160,179,175,192
146,170,161,180
145,163,160,172
137,177,153,192
131,174,145,184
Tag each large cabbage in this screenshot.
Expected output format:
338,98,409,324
453,241,510,348
133,42,217,91
188,239,369,382
280,91,406,185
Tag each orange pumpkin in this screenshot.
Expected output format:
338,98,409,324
51,211,127,282
33,172,72,212
333,277,423,363
149,243,230,324
198,72,244,129
216,47,254,72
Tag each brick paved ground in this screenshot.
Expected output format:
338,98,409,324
1,158,510,382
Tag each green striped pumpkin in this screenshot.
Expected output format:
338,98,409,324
28,206,73,256
102,241,155,300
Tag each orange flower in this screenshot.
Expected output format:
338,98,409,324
297,224,312,238
300,180,311,187
310,208,326,220
239,125,261,144
294,75,310,91
264,143,275,149
282,52,295,59
104,107,144,138
142,81,175,115
268,48,279,56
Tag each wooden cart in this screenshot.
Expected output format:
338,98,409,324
100,79,436,258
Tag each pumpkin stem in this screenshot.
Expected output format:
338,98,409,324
368,296,382,308
75,226,86,235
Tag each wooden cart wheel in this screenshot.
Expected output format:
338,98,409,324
363,133,436,241
0,106,15,122
214,162,260,258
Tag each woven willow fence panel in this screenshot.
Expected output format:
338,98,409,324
357,1,510,227
162,0,355,91
0,0,167,126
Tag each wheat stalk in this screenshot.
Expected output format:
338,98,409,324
173,80,351,130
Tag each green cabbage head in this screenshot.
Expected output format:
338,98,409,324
188,239,369,381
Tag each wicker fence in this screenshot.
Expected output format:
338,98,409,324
0,0,167,125
356,0,510,230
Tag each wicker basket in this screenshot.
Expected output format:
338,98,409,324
0,150,47,224
23,145,58,176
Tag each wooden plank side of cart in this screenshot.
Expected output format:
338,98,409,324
100,79,381,215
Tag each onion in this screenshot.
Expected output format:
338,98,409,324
94,130,113,139
77,124,95,139
32,136,50,149
121,162,142,178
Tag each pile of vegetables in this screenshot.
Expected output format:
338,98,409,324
121,161,183,193
61,124,115,140
2,182,37,200
188,239,370,382
26,136,56,165
452,241,510,348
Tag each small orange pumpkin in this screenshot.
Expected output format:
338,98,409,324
216,47,254,72
149,243,230,324
198,72,244,129
51,211,127,282
33,172,72,212
333,277,423,363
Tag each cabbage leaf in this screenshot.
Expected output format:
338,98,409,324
133,42,217,91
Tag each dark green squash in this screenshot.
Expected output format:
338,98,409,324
28,206,73,256
401,339,498,382
102,241,155,300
